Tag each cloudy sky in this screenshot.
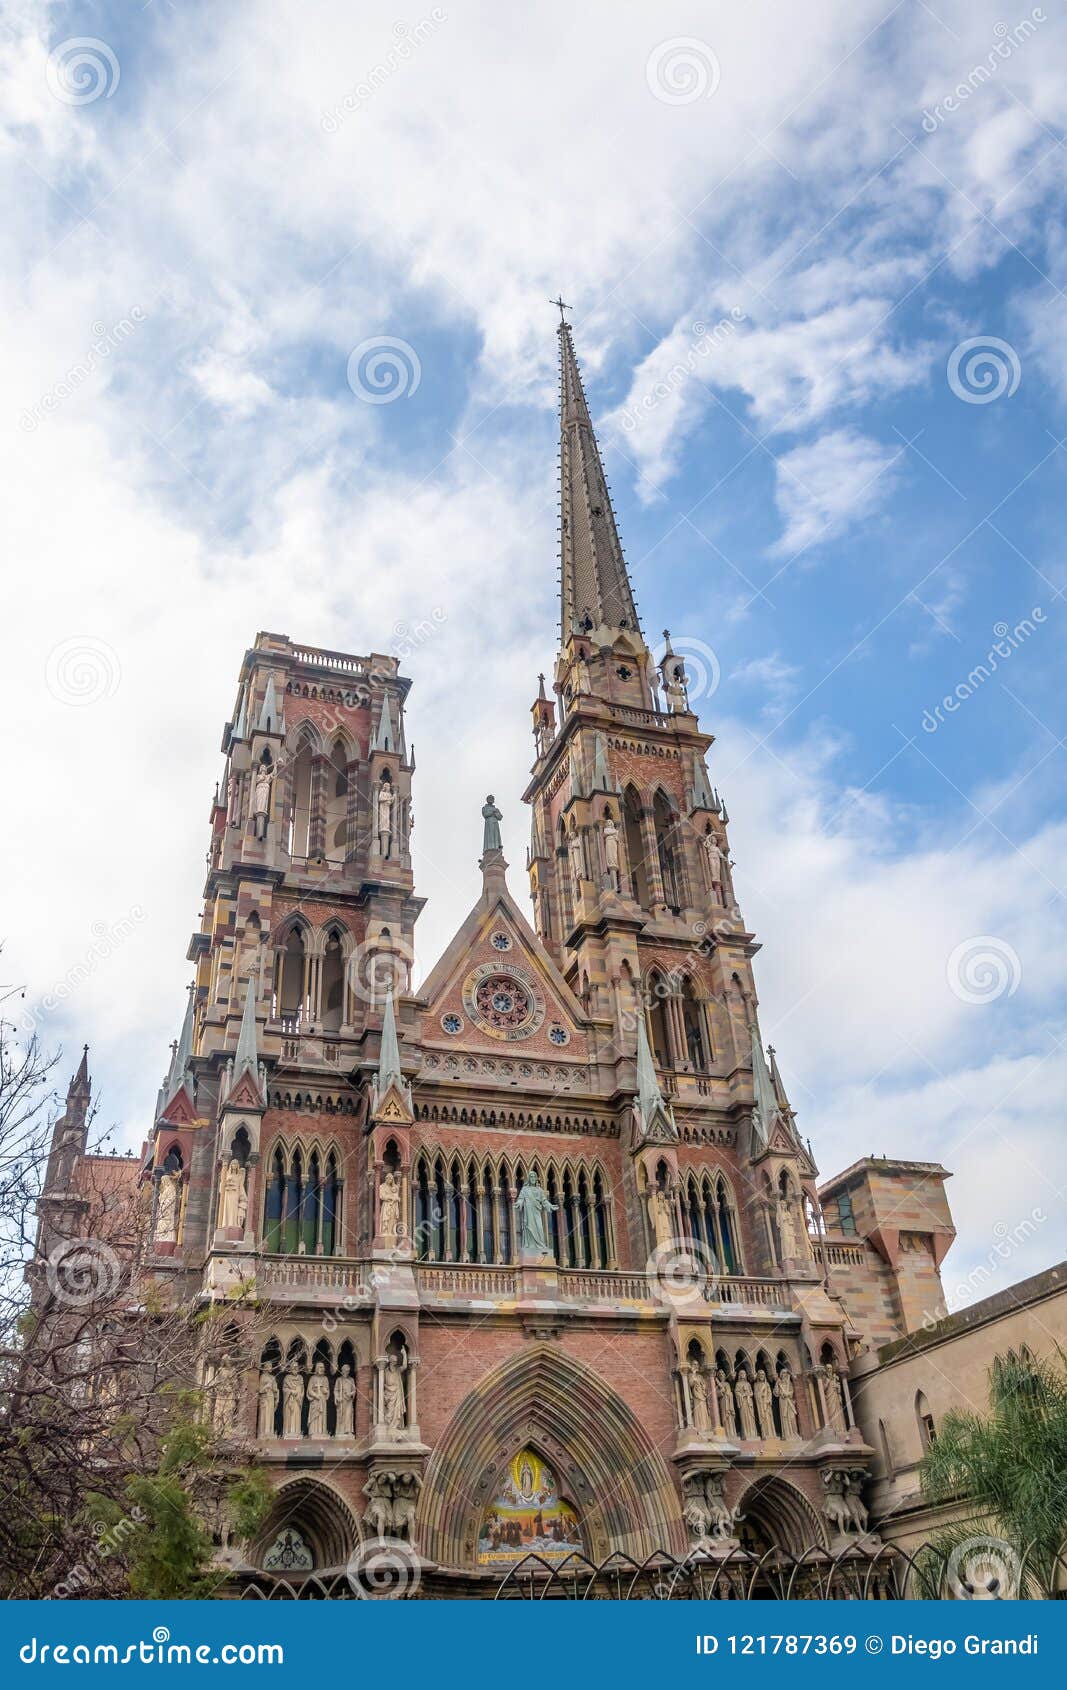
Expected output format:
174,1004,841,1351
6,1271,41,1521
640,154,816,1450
3,0,1065,1308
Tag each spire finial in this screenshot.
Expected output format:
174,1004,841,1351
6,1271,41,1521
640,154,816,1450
377,992,403,1092
550,294,571,325
233,974,259,1078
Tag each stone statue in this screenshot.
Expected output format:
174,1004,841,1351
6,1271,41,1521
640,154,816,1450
515,1171,557,1256
705,1472,741,1541
754,1368,775,1439
775,1366,799,1440
378,1170,401,1241
602,815,620,887
252,761,272,839
715,1368,737,1439
481,794,503,853
687,1359,711,1433
390,1471,421,1540
822,1472,854,1535
155,1169,180,1243
381,1348,408,1433
211,1357,238,1436
649,1187,674,1250
823,1362,848,1435
664,661,688,713
843,1471,869,1533
362,1473,393,1537
376,780,394,855
573,652,591,695
735,1367,758,1441
219,1158,246,1231
702,829,725,902
282,1363,304,1439
306,1360,330,1438
257,1367,279,1439
683,1493,712,1545
776,1193,798,1259
567,827,584,895
334,1363,356,1438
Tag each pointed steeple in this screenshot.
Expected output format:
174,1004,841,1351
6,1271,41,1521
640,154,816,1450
377,992,403,1093
69,1044,91,1104
633,1013,677,1143
372,691,398,754
233,975,259,1078
749,1022,781,1155
558,316,642,645
256,674,282,735
232,687,248,743
163,985,195,1108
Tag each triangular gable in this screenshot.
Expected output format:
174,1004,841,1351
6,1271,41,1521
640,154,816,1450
224,1069,266,1113
157,1083,197,1127
417,883,588,1051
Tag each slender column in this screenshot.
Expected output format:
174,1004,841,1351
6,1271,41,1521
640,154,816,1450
698,1000,714,1069
665,994,687,1067
314,1168,325,1255
309,756,327,856
640,811,666,905
343,760,359,863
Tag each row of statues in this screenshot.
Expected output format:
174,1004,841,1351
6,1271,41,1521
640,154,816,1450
685,1358,800,1442
257,1360,357,1440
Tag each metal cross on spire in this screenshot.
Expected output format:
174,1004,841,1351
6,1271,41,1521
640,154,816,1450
550,295,571,324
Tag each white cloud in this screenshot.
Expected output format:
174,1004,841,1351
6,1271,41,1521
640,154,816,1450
768,426,903,556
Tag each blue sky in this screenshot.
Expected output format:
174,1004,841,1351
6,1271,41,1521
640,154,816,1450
2,0,1065,1308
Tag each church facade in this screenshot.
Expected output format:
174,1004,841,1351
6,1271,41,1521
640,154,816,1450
42,320,963,1595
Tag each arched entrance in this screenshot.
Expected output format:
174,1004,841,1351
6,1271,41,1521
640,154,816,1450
250,1477,361,1575
736,1473,827,1556
418,1344,684,1567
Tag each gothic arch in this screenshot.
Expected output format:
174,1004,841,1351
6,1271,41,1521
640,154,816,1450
251,1477,361,1572
736,1473,828,1554
418,1345,683,1566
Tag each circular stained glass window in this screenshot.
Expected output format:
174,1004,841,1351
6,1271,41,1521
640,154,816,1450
475,973,533,1032
548,1024,569,1046
491,930,512,951
441,1013,463,1035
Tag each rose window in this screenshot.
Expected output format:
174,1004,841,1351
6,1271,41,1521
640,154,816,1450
475,973,533,1032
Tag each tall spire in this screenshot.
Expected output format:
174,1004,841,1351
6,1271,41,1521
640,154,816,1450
163,985,195,1107
557,314,642,646
377,993,403,1093
233,975,259,1078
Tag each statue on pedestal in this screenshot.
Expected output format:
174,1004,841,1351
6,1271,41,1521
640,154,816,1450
378,1170,402,1242
379,1347,408,1434
219,1158,247,1231
155,1169,180,1243
252,761,272,840
687,1358,711,1433
376,781,394,857
823,1362,848,1435
602,815,620,889
334,1363,356,1438
481,794,503,853
702,829,725,903
775,1366,799,1440
306,1361,330,1438
735,1368,758,1441
715,1368,737,1439
515,1171,556,1256
257,1368,278,1440
282,1363,304,1439
649,1186,674,1250
754,1368,775,1439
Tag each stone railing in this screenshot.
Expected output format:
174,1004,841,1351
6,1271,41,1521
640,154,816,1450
822,1240,867,1268
289,645,369,675
257,1257,374,1298
414,1264,518,1298
705,1276,794,1309
557,1269,652,1302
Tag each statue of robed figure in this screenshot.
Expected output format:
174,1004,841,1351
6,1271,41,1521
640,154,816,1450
481,794,503,853
515,1170,556,1257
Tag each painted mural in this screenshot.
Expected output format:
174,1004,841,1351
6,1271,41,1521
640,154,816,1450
477,1448,583,1565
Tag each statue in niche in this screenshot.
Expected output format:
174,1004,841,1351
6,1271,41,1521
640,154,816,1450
257,1367,279,1440
227,772,241,827
306,1360,330,1438
734,1367,758,1441
776,1191,799,1259
715,1368,737,1438
219,1158,247,1231
378,1170,402,1242
775,1366,799,1440
602,814,620,888
573,650,591,695
515,1170,557,1256
702,829,725,903
823,1362,848,1435
210,1357,238,1436
376,780,394,856
334,1363,356,1438
481,794,503,853
252,761,272,840
649,1186,674,1251
687,1358,711,1433
282,1363,304,1439
754,1368,775,1439
155,1168,181,1243
380,1346,408,1433
664,661,688,714
567,828,584,897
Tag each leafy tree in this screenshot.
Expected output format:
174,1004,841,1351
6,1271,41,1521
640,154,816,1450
917,1349,1067,1595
